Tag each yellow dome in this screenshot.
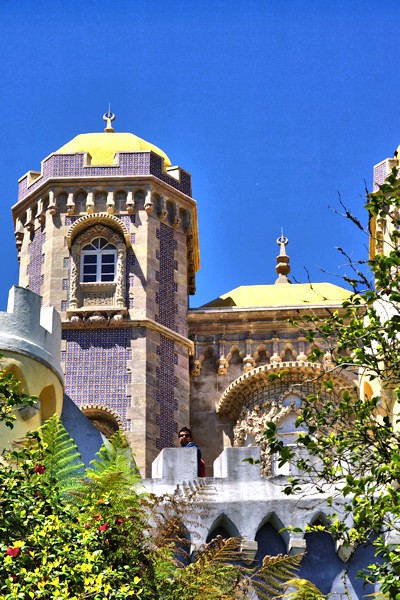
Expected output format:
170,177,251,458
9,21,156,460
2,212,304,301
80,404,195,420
55,132,172,167
203,283,352,308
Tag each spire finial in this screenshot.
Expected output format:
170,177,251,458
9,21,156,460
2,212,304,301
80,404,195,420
103,106,115,132
275,231,291,284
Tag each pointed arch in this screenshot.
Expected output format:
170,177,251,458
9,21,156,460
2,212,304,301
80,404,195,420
255,514,288,567
206,514,240,542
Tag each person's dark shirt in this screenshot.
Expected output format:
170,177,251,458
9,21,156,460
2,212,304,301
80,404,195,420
185,441,202,475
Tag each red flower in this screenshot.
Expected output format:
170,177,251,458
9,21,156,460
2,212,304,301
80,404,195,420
105,538,110,545
34,465,45,474
99,523,108,532
115,517,123,525
84,522,90,529
93,514,102,521
6,547,19,557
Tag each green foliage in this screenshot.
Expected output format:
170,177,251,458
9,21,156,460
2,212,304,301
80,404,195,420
0,416,308,599
281,578,326,600
266,168,400,598
39,414,84,492
0,357,37,429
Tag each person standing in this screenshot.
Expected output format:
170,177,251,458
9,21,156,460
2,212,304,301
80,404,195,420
178,427,204,476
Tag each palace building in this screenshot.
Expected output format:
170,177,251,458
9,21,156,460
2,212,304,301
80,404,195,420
1,113,384,597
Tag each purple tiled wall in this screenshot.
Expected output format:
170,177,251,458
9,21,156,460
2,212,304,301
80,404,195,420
27,227,46,295
62,328,132,426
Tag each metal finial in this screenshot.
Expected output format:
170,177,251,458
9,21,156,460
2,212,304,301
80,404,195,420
275,231,291,284
103,108,115,132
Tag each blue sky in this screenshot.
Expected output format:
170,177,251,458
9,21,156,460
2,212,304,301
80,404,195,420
1,0,399,308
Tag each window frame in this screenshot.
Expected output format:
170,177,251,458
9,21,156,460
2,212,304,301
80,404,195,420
80,237,117,283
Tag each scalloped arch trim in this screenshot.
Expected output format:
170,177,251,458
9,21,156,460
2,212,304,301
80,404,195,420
66,214,131,249
216,361,354,419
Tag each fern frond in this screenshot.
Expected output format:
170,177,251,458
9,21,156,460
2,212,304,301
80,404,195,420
280,578,326,600
168,537,243,599
71,430,145,513
247,553,303,599
86,430,139,482
39,414,84,491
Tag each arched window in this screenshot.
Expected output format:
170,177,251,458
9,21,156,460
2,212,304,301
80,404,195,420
80,237,117,283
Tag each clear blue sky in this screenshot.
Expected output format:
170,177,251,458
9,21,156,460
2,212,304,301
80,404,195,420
1,0,399,308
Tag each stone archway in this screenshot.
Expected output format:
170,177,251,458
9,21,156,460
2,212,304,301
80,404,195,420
217,362,355,476
81,405,122,438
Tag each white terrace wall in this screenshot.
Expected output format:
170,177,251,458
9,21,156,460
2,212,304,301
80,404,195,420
145,446,380,600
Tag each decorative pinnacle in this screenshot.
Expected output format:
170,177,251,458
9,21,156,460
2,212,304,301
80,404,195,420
275,232,291,284
103,107,115,132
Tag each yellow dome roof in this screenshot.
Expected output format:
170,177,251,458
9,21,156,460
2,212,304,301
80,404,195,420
202,283,352,308
55,132,172,167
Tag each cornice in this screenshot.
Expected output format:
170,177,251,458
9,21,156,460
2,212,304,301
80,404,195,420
63,315,194,354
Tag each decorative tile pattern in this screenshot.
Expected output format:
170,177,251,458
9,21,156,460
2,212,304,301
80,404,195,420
18,152,192,200
156,223,177,330
373,159,394,191
62,328,132,427
154,223,180,449
155,335,178,449
27,228,46,295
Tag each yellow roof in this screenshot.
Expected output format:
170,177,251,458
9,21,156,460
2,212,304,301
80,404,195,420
55,132,172,167
203,283,352,308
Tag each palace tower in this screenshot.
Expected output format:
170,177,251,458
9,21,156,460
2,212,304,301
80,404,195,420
12,113,199,475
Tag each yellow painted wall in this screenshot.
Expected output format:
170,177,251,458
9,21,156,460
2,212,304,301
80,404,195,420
0,352,63,448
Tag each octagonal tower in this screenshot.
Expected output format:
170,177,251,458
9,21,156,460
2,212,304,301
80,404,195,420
12,113,199,475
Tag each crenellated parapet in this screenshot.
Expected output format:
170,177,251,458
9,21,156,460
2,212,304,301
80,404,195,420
144,446,377,597
0,286,63,383
0,286,64,448
17,151,192,202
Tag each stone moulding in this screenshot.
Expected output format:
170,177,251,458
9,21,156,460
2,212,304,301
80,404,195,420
65,213,131,249
63,314,194,354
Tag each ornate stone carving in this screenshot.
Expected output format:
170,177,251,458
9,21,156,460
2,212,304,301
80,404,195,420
86,192,95,214
243,354,255,372
190,358,202,377
233,401,296,477
69,246,79,309
144,188,153,213
82,290,115,306
270,352,282,364
66,192,75,215
36,199,46,224
88,312,107,325
47,190,57,215
25,208,34,231
115,247,125,307
106,191,115,215
66,213,131,249
126,190,135,214
68,224,127,311
218,355,229,376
